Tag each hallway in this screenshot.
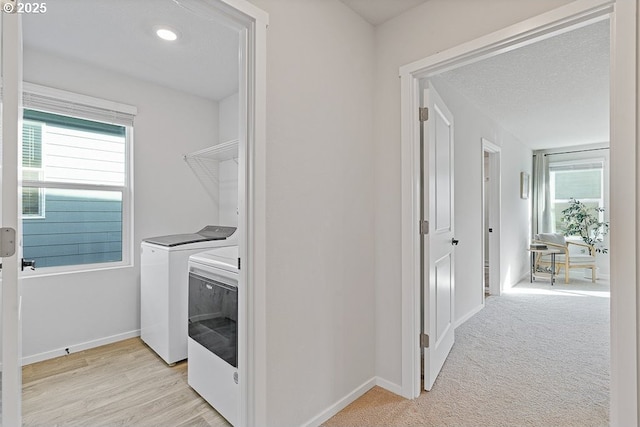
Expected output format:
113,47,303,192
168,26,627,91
326,276,609,427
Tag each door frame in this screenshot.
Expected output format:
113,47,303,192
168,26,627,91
2,6,24,426
399,1,637,425
206,1,269,425
482,138,501,297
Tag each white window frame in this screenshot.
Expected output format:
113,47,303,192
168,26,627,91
21,83,136,275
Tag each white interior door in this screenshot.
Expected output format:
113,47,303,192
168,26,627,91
422,84,455,391
1,6,24,426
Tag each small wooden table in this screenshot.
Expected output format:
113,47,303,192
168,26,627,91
528,246,563,285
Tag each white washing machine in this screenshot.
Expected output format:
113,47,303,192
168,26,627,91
188,245,239,426
140,226,236,365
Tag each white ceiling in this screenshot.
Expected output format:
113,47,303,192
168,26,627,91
340,0,428,25
22,1,609,150
436,19,610,149
22,0,239,101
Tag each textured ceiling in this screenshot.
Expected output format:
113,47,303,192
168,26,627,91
22,1,609,149
340,0,428,25
436,19,610,149
22,0,239,101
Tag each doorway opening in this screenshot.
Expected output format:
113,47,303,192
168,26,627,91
10,1,267,425
400,2,637,424
484,151,490,295
482,139,501,298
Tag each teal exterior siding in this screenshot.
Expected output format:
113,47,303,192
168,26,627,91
23,192,122,268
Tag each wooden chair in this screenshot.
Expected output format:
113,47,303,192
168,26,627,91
532,233,597,283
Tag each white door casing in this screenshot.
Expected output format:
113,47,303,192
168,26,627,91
423,85,455,391
1,5,24,426
172,1,269,425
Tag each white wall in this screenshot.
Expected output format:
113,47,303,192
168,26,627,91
21,49,221,362
219,158,238,226
219,93,239,226
372,0,573,389
499,132,534,289
246,1,376,425
219,92,239,143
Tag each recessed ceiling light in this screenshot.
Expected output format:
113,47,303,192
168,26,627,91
156,27,178,42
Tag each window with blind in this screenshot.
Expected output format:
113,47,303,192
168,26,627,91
549,160,604,232
21,83,135,271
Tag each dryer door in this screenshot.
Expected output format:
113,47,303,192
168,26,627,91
188,271,238,367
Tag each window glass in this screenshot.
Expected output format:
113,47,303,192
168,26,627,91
549,161,604,233
23,121,42,168
22,188,123,268
22,121,44,217
554,169,602,200
42,125,125,186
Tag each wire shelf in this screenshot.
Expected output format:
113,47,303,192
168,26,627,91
183,139,238,200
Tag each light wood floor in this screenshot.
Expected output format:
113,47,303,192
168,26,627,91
22,338,230,427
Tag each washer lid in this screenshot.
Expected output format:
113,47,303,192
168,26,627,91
190,246,239,273
143,226,236,247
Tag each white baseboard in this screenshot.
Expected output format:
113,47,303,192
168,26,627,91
300,376,405,427
375,377,403,396
519,270,531,283
455,303,484,328
21,329,141,366
301,377,376,427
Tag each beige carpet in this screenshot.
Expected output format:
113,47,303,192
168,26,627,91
325,275,609,427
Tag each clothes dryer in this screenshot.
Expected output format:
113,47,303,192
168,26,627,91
188,246,240,426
